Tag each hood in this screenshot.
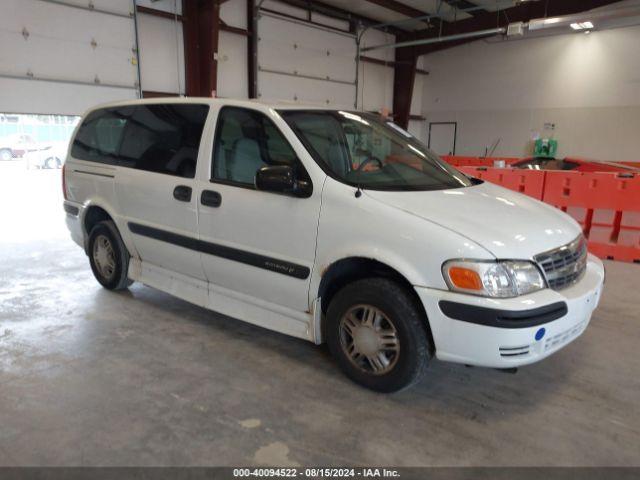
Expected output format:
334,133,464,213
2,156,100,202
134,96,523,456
365,182,582,259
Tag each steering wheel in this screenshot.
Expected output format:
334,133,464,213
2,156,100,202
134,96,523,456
355,155,383,172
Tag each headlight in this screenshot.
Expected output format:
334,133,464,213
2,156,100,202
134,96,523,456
442,259,546,298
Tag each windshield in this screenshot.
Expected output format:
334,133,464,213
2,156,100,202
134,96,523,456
279,110,472,191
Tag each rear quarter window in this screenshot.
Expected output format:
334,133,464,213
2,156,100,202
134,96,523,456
71,107,131,164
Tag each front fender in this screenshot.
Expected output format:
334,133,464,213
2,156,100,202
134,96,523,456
310,178,495,306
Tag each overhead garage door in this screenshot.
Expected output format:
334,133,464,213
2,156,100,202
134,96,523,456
257,4,357,109
0,0,138,116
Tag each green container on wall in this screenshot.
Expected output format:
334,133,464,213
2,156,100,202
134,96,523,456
534,138,558,158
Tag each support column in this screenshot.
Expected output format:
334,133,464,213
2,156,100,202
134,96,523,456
392,45,416,130
247,0,257,98
183,0,220,97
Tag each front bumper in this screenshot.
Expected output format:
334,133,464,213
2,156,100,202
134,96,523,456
416,254,605,368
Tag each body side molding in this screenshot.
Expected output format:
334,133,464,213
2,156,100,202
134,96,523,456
128,222,311,280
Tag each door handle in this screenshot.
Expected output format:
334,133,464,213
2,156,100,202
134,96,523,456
173,185,192,202
201,189,222,208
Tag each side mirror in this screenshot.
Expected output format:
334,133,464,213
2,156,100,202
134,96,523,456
255,165,312,198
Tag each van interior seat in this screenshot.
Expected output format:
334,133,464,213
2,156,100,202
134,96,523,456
230,138,265,184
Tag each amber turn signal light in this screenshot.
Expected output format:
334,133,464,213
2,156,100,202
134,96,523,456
448,266,483,290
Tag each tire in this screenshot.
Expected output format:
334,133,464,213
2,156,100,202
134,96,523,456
326,278,431,393
0,149,12,161
88,220,132,290
46,157,62,169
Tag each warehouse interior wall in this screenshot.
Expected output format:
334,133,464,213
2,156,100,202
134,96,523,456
421,23,640,161
0,0,429,141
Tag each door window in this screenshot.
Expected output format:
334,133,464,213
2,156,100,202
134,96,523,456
118,104,209,178
212,107,299,187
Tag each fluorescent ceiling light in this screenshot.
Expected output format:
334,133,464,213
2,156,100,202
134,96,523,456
570,21,594,30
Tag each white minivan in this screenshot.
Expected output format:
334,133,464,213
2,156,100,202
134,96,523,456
63,98,605,392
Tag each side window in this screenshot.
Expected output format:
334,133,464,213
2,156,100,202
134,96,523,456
212,107,300,186
118,104,209,178
71,108,130,164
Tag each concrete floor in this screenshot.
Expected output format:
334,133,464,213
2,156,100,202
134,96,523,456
0,161,639,467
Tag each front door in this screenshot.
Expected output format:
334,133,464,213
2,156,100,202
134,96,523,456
197,106,322,313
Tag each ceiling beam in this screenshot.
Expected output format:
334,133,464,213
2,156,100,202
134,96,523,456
274,0,406,35
136,5,184,22
412,0,626,56
360,55,429,75
363,0,431,20
219,18,251,36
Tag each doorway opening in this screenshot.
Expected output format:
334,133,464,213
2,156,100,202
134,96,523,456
428,122,457,156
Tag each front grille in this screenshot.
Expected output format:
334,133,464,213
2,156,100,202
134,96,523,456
535,236,587,290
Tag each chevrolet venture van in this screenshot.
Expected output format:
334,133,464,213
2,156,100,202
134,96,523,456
63,99,605,392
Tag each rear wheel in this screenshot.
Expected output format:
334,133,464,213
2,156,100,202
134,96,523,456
88,221,132,290
44,157,62,169
326,278,431,393
0,149,12,161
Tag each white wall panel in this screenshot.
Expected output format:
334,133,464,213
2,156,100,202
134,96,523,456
411,74,423,116
221,0,247,30
218,31,248,99
357,62,393,112
258,72,355,108
0,78,136,116
359,29,394,62
137,13,185,94
357,28,394,113
408,120,426,144
0,0,137,114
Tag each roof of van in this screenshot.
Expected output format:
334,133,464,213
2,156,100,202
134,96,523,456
82,97,357,114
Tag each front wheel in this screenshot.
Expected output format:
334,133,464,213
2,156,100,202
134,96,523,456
88,220,132,290
326,278,431,393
